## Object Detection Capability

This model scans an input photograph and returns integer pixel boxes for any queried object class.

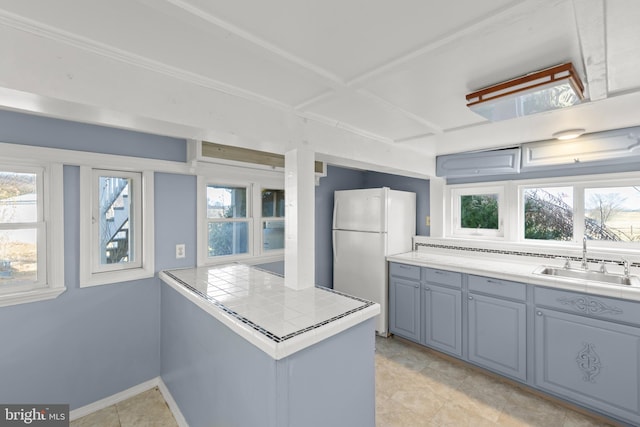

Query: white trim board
[69,376,188,427]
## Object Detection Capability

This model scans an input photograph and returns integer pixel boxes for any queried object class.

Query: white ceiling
[0,0,639,176]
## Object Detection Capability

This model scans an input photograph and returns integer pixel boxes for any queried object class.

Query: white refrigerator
[332,187,416,336]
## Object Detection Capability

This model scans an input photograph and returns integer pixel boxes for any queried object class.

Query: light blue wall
[0,109,185,162]
[0,110,191,409]
[315,165,430,288]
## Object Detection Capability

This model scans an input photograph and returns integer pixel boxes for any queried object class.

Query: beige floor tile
[429,400,498,427]
[115,388,177,427]
[563,410,616,427]
[376,407,432,427]
[70,405,120,427]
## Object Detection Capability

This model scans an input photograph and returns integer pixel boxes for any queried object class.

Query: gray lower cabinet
[535,307,640,424]
[468,293,527,381]
[388,277,421,342]
[423,283,462,357]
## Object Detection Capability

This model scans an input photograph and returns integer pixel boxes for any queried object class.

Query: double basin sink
[533,265,639,286]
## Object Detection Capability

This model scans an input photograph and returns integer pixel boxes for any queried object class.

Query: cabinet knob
[424,287,430,291]
[414,284,419,289]
[536,311,543,316]
[468,296,473,300]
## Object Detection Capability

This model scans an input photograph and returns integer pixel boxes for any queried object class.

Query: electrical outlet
[425,216,431,227]
[176,244,186,259]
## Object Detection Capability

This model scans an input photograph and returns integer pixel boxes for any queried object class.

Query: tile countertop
[159,264,380,360]
[387,247,640,302]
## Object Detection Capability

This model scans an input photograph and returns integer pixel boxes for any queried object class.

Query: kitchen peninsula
[159,263,380,427]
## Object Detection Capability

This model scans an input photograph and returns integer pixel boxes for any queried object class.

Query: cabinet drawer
[389,262,421,281]
[535,286,640,327]
[468,275,527,302]
[424,268,462,288]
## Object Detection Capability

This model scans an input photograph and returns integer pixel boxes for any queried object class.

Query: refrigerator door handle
[332,230,337,264]
[332,198,339,229]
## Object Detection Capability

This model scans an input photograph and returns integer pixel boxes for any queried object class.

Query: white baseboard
[69,376,187,427]
[157,378,188,427]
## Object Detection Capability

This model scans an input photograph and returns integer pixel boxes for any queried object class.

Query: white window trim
[517,174,640,250]
[80,167,155,287]
[257,186,285,256]
[448,185,506,239]
[0,162,65,308]
[197,174,285,267]
[198,179,254,265]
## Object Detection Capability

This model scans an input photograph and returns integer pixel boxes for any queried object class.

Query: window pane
[585,186,640,242]
[0,172,37,223]
[99,176,134,264]
[524,187,573,240]
[460,194,499,230]
[262,189,285,217]
[208,222,249,256]
[207,186,247,218]
[263,220,284,251]
[0,229,37,283]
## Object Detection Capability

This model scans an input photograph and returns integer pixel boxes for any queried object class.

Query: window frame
[259,187,285,254]
[516,175,640,249]
[0,161,65,307]
[449,185,506,238]
[204,183,252,261]
[80,166,154,287]
[197,173,285,267]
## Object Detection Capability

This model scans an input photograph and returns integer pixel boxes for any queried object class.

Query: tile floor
[71,337,616,427]
[375,336,616,427]
[70,387,177,427]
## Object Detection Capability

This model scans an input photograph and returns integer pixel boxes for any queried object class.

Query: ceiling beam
[572,0,608,101]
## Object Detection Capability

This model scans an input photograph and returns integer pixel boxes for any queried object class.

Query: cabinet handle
[536,311,543,316]
[399,265,411,269]
[486,279,504,285]
[434,270,444,275]
[468,296,473,300]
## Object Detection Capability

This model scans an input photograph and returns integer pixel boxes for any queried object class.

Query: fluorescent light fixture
[466,63,585,121]
[552,128,586,140]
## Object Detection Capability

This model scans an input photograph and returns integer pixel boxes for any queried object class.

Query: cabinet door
[468,293,526,381]
[423,284,462,357]
[535,308,640,424]
[389,278,420,342]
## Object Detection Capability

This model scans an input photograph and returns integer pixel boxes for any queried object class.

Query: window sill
[0,286,67,308]
[80,267,155,288]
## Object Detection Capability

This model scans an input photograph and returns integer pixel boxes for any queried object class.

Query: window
[261,189,284,252]
[523,186,573,241]
[585,186,640,243]
[451,186,504,237]
[0,163,64,307]
[80,167,154,287]
[206,185,250,257]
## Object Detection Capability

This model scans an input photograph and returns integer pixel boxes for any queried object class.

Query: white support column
[284,148,315,290]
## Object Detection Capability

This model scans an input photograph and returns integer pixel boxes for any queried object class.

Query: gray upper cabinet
[468,292,527,381]
[522,126,640,170]
[535,307,640,425]
[423,283,462,357]
[436,148,521,178]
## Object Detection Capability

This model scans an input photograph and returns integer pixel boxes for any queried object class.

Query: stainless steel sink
[533,265,640,286]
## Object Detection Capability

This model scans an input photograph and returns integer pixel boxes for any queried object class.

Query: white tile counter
[159,264,380,360]
[387,246,640,301]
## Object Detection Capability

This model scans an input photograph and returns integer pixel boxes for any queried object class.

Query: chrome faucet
[623,259,630,278]
[581,236,588,270]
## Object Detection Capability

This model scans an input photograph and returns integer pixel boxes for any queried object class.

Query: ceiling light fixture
[551,128,586,140]
[466,63,585,122]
